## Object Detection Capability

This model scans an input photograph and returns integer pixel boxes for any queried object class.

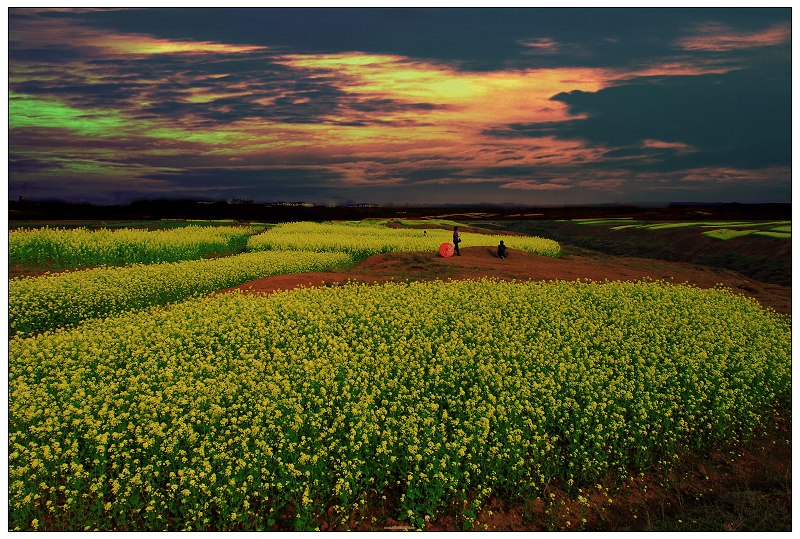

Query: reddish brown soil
[463,416,792,532]
[221,246,790,315]
[306,415,791,532]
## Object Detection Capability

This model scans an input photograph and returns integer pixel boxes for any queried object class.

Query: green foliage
[570,220,791,241]
[571,219,642,226]
[703,229,756,241]
[754,231,791,239]
[9,279,790,530]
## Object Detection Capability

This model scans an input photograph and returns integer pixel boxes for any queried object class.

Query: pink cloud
[679,167,786,183]
[518,37,560,54]
[499,180,572,191]
[642,139,694,152]
[10,11,267,57]
[675,22,790,52]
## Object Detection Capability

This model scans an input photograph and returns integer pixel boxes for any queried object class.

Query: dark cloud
[137,167,347,201]
[11,40,444,129]
[9,46,85,62]
[486,66,790,171]
[73,7,790,70]
[379,167,468,185]
[146,167,343,188]
[9,155,58,173]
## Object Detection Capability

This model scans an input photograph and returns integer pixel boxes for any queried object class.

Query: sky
[8,7,792,206]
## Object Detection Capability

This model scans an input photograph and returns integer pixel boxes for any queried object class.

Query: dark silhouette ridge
[8,199,790,223]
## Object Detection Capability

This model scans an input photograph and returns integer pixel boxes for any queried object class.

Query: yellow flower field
[8,279,790,531]
[9,250,352,337]
[247,221,561,259]
[9,225,263,268]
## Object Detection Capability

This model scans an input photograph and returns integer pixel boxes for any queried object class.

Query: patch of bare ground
[221,245,790,315]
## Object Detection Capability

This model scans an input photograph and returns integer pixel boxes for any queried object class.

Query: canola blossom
[247,221,561,259]
[9,250,352,337]
[9,225,263,268]
[9,279,790,531]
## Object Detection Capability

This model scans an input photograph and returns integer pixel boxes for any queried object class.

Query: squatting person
[498,240,508,259]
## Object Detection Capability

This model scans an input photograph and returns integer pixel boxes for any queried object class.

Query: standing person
[498,240,508,259]
[453,226,461,256]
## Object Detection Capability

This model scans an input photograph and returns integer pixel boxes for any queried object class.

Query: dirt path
[221,246,791,315]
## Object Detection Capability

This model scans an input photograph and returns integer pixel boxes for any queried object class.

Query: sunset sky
[8,7,791,206]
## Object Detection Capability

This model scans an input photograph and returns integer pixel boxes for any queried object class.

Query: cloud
[146,167,343,189]
[576,178,626,189]
[485,66,790,172]
[675,22,790,51]
[518,37,560,55]
[499,180,572,191]
[10,9,267,58]
[641,139,693,152]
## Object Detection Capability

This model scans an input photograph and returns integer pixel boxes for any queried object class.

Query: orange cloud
[517,37,560,54]
[642,139,693,152]
[679,167,786,183]
[614,59,732,79]
[499,180,572,191]
[276,52,609,128]
[10,12,266,57]
[675,22,790,51]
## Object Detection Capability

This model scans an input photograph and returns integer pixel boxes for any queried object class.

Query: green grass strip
[703,229,757,240]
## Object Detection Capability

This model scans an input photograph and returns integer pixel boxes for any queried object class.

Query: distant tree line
[8,198,790,223]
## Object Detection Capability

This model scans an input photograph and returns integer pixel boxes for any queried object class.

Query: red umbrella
[439,242,455,257]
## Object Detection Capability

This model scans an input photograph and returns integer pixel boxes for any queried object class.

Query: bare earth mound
[222,246,790,315]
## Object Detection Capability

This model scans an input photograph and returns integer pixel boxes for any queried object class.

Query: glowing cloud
[642,139,693,152]
[276,52,610,133]
[675,22,790,52]
[499,179,572,191]
[10,12,266,57]
[517,37,561,54]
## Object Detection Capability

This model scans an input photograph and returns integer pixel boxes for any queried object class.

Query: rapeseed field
[9,279,790,531]
[9,225,263,268]
[9,250,352,337]
[247,221,561,259]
